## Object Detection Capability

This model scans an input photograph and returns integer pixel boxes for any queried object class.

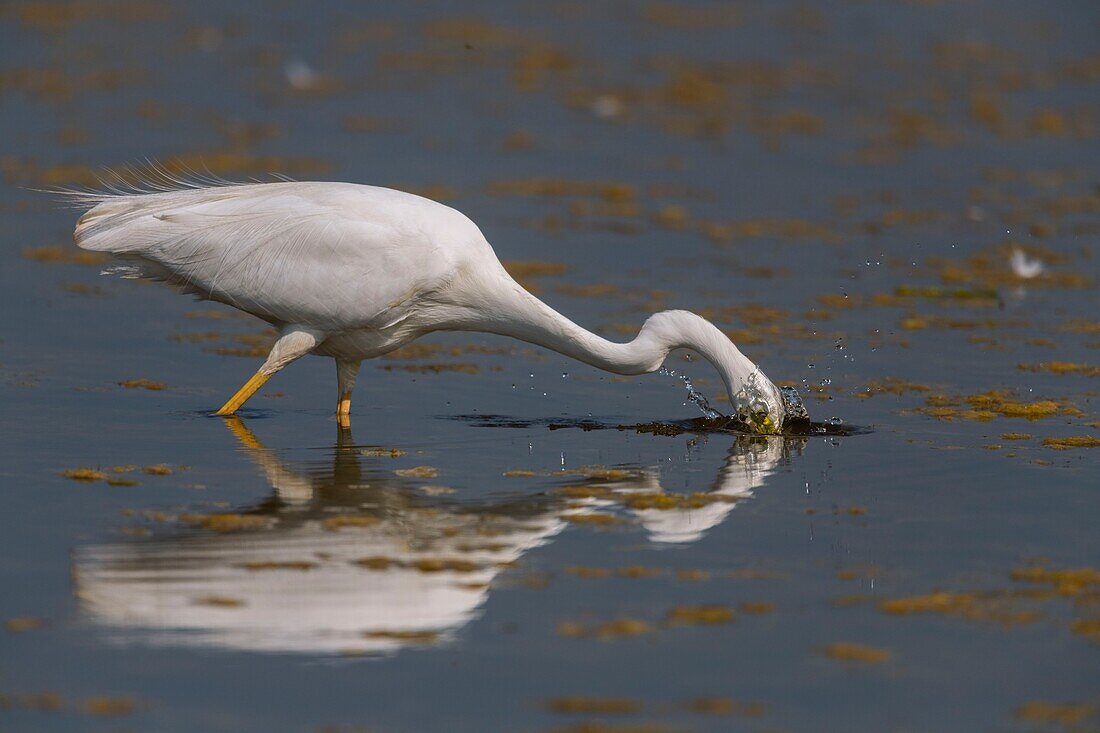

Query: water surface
[1,1,1097,731]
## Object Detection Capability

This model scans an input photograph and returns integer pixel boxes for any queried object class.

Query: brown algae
[821,642,892,663]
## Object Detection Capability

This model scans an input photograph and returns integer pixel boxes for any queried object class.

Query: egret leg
[335,359,362,427]
[215,327,322,416]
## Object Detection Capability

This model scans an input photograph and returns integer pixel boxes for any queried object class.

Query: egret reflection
[73,419,802,655]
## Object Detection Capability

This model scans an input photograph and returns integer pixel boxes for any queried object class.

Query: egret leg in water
[335,359,362,428]
[74,179,788,432]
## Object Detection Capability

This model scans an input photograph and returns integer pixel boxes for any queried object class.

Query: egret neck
[445,264,787,432]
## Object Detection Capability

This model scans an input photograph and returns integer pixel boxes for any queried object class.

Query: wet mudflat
[1,1,1098,732]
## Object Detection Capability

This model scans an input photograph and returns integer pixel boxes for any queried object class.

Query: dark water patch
[445,414,609,431]
[447,414,870,437]
[628,416,871,438]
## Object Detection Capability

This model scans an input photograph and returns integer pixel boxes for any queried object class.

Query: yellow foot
[215,372,272,416]
[336,394,351,427]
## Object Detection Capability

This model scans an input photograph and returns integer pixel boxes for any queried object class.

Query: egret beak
[215,371,271,416]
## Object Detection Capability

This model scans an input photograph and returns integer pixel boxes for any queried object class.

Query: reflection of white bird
[73,419,566,656]
[72,420,791,655]
[629,438,787,543]
[75,512,564,655]
[72,180,785,431]
[567,437,790,544]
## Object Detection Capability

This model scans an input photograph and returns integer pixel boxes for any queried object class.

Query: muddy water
[1,1,1098,731]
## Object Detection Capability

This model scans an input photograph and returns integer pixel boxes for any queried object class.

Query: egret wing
[75,183,467,330]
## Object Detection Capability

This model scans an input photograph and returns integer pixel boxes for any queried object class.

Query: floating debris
[238,561,318,572]
[545,697,641,715]
[665,605,734,626]
[557,618,655,640]
[117,378,167,391]
[394,466,438,478]
[1010,248,1045,279]
[676,569,710,582]
[360,448,407,458]
[1018,362,1099,377]
[192,596,245,608]
[322,515,379,531]
[61,468,108,482]
[5,616,46,633]
[22,245,108,266]
[81,696,136,717]
[684,698,767,717]
[1015,701,1095,725]
[739,602,775,615]
[362,630,439,644]
[178,513,270,532]
[1042,436,1100,449]
[915,391,1069,422]
[411,559,479,573]
[821,642,892,663]
[0,692,65,711]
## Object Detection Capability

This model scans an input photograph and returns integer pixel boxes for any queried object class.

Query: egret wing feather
[74,182,480,331]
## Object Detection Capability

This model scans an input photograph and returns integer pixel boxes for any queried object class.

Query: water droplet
[561,372,569,379]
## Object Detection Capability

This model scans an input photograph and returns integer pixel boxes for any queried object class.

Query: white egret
[73,180,787,431]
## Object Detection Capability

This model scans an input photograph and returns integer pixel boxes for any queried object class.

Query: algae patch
[821,642,892,663]
[1042,436,1100,449]
[118,378,168,391]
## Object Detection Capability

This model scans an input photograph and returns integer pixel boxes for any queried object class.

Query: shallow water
[1,1,1098,731]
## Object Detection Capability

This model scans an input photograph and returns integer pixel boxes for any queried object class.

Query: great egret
[73,180,788,431]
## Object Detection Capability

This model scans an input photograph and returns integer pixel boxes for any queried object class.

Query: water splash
[660,368,723,419]
[684,375,722,419]
[780,386,810,428]
[663,368,812,434]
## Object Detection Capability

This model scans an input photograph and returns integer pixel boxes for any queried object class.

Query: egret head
[637,311,799,434]
[728,366,786,434]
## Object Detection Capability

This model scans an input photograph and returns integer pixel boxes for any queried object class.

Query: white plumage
[74,179,787,431]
